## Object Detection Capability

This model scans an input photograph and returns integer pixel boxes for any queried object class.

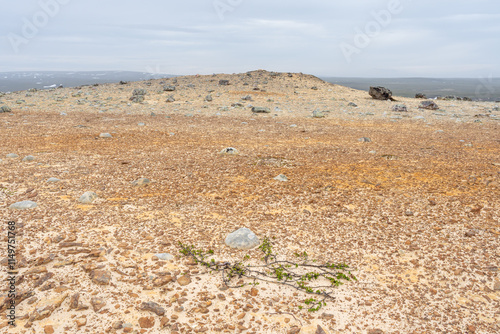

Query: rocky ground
[0,70,499,334]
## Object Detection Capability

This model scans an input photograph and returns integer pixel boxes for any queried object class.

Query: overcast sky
[1,0,499,77]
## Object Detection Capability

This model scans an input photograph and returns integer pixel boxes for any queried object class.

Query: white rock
[10,200,37,210]
[79,191,98,204]
[225,228,260,250]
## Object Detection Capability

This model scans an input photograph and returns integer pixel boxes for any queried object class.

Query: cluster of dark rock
[130,89,147,103]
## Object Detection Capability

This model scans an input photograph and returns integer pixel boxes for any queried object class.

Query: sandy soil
[0,70,499,334]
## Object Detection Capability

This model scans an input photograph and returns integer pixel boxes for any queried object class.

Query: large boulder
[369,86,395,101]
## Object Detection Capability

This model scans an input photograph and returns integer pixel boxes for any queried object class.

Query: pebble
[225,227,260,250]
[140,301,166,316]
[22,155,35,161]
[47,177,60,182]
[138,316,155,328]
[90,270,112,285]
[9,200,37,210]
[79,191,98,204]
[359,137,372,142]
[392,104,408,112]
[252,107,271,113]
[6,153,18,158]
[177,275,192,286]
[154,253,173,261]
[131,178,150,187]
[138,122,145,126]
[99,133,112,138]
[220,147,239,155]
[274,174,288,182]
[312,110,324,118]
[290,124,297,128]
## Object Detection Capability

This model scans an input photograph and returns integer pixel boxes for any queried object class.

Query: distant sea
[0,71,175,93]
[1,71,499,102]
[321,77,500,102]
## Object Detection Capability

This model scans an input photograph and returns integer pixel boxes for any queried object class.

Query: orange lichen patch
[75,204,93,211]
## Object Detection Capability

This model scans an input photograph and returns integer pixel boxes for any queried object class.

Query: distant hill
[321,77,500,102]
[0,71,176,92]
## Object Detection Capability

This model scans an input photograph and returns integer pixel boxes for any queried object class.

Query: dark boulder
[369,86,395,101]
[415,93,427,99]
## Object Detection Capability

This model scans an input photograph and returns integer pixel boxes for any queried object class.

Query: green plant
[178,237,357,312]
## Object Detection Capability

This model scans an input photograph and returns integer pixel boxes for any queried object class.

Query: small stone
[392,104,408,112]
[22,155,35,161]
[153,275,173,287]
[316,325,327,334]
[163,85,176,91]
[75,317,87,327]
[112,321,124,329]
[274,174,288,182]
[419,100,439,110]
[177,275,191,286]
[252,107,270,113]
[348,102,357,107]
[225,227,260,250]
[250,288,258,296]
[219,80,229,86]
[6,153,18,158]
[166,96,176,102]
[154,253,173,261]
[69,293,80,310]
[78,191,98,204]
[358,137,371,142]
[367,330,384,334]
[0,106,12,113]
[27,292,69,323]
[99,133,112,138]
[138,316,155,328]
[90,270,112,285]
[205,94,213,102]
[405,210,414,216]
[47,177,60,182]
[131,178,150,187]
[288,326,301,334]
[415,93,427,99]
[312,110,324,118]
[137,122,145,126]
[140,301,166,316]
[9,200,37,210]
[219,147,239,155]
[467,325,476,333]
[44,325,55,334]
[465,229,478,237]
[90,297,107,312]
